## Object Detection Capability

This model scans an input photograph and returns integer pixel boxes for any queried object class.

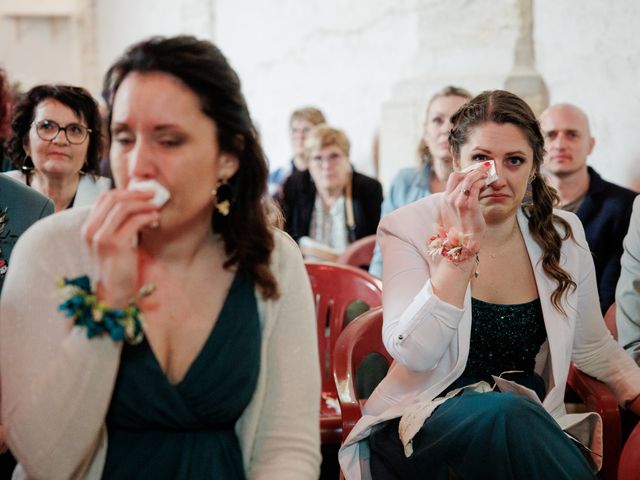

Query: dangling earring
[211,178,233,216]
[522,174,536,207]
[21,155,34,173]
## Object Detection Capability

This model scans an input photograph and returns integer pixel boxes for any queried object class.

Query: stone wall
[1,0,639,190]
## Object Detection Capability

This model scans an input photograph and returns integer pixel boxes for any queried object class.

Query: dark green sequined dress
[102,272,260,480]
[369,297,596,480]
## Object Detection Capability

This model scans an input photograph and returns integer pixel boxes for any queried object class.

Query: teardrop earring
[211,178,233,216]
[21,155,35,172]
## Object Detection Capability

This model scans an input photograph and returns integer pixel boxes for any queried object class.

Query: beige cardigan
[0,207,321,479]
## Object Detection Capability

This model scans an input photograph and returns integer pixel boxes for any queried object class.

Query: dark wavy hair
[104,35,279,299]
[449,90,576,314]
[7,85,102,175]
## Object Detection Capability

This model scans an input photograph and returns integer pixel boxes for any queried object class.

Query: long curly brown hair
[449,90,576,314]
[104,36,279,299]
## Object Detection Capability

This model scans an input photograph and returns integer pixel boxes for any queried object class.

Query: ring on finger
[461,187,471,196]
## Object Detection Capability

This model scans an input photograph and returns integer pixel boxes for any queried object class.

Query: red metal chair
[567,365,621,480]
[305,262,383,444]
[333,306,389,442]
[618,420,640,479]
[336,235,376,271]
[335,307,622,479]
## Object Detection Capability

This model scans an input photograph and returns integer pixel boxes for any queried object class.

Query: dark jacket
[0,174,54,293]
[281,169,383,243]
[577,167,637,313]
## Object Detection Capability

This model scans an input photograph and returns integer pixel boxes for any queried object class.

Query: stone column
[503,0,549,116]
[78,0,100,92]
[378,0,521,190]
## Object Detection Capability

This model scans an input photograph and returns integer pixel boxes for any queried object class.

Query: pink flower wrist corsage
[427,225,480,276]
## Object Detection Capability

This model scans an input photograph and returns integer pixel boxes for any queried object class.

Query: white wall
[2,0,640,192]
[214,0,421,177]
[0,0,211,95]
[377,0,520,189]
[0,15,83,89]
[535,0,640,190]
[96,0,188,93]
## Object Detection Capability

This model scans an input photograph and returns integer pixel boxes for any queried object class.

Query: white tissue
[128,179,171,207]
[462,159,499,185]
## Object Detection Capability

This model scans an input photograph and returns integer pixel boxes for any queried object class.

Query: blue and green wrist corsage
[57,275,155,345]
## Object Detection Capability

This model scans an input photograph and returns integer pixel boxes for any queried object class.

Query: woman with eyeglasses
[4,85,111,211]
[280,124,383,261]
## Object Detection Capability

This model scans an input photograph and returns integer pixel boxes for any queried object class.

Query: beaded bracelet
[57,275,155,345]
[427,225,480,276]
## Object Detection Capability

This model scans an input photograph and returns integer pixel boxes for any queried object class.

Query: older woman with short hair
[5,84,111,211]
[281,124,382,261]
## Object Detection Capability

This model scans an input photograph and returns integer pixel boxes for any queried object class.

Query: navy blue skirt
[369,390,596,480]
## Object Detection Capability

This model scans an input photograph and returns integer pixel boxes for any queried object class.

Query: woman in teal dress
[0,37,320,479]
[103,272,260,479]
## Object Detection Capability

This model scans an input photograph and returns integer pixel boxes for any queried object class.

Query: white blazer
[2,170,111,207]
[339,193,640,479]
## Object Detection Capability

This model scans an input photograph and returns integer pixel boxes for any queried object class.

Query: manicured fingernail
[484,161,491,167]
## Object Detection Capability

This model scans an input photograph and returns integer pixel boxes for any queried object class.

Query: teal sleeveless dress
[369,298,596,479]
[102,271,260,479]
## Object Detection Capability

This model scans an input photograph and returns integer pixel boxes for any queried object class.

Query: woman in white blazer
[339,90,640,479]
[5,84,111,211]
[0,36,321,479]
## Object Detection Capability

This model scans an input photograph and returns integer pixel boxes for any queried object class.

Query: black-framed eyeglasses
[32,119,92,145]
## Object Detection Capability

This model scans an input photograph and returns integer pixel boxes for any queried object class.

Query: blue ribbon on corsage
[57,275,155,345]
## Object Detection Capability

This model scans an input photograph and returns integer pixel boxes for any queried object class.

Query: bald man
[540,103,636,314]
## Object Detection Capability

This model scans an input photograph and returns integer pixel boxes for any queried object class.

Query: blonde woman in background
[281,124,382,261]
[369,86,471,278]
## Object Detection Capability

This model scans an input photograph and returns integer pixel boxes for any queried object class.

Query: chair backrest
[305,261,383,396]
[567,364,621,480]
[336,235,376,270]
[618,419,640,479]
[604,303,618,340]
[333,306,392,441]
